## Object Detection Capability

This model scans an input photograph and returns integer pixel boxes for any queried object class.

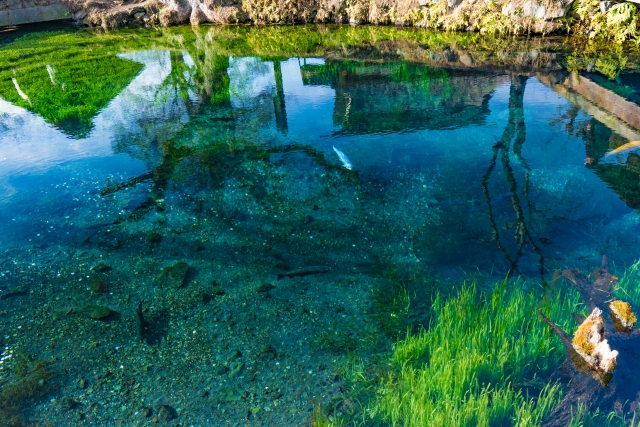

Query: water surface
[1,24,640,426]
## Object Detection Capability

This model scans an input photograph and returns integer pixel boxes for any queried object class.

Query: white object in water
[11,78,30,104]
[601,140,640,165]
[46,64,57,85]
[333,146,353,170]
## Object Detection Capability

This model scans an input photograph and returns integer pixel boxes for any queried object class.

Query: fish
[11,78,30,103]
[277,266,331,280]
[135,301,148,341]
[46,64,57,85]
[333,146,353,170]
[601,140,640,164]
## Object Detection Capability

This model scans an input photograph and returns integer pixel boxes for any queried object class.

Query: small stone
[79,305,111,320]
[59,397,79,410]
[228,361,244,378]
[156,404,176,422]
[258,344,277,360]
[443,48,458,63]
[429,51,442,62]
[77,378,87,389]
[226,349,242,363]
[609,300,636,330]
[92,262,111,273]
[459,53,474,67]
[154,262,189,289]
[129,6,146,15]
[215,386,245,403]
[256,282,275,293]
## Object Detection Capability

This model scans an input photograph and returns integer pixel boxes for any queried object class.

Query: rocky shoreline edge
[63,0,572,34]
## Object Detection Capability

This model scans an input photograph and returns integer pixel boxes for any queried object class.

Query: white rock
[502,2,514,16]
[572,307,619,373]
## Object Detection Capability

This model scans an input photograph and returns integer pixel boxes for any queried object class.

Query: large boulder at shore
[159,0,246,25]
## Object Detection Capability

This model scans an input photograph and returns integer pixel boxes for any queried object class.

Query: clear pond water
[1,24,640,426]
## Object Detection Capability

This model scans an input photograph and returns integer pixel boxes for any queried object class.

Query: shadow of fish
[277,266,331,280]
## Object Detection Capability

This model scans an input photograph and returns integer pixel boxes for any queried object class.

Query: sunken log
[538,256,640,427]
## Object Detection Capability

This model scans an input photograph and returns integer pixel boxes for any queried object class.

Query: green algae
[0,355,54,427]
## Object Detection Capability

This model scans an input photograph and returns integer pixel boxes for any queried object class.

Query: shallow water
[1,24,640,425]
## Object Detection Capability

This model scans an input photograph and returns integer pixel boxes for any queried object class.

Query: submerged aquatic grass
[323,280,582,427]
[615,259,640,308]
[326,261,640,427]
[369,281,579,427]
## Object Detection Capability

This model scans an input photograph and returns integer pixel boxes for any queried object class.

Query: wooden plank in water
[563,71,640,131]
[537,72,640,141]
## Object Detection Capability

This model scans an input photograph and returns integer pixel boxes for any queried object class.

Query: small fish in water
[46,64,57,85]
[333,146,353,170]
[277,266,331,280]
[11,78,30,103]
[602,140,640,164]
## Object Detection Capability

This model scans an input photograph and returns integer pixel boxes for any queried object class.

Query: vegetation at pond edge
[316,264,640,427]
[63,0,640,45]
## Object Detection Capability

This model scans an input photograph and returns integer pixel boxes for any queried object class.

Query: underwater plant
[367,280,576,427]
[0,354,55,427]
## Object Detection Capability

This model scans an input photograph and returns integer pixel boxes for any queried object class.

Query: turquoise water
[1,24,640,425]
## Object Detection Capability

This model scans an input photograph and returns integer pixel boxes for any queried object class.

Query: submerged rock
[92,262,111,273]
[215,386,246,403]
[79,304,111,320]
[156,404,176,422]
[609,300,637,330]
[154,262,189,289]
[572,307,618,373]
[0,286,28,299]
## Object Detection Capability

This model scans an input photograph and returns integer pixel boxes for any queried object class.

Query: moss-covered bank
[61,0,640,43]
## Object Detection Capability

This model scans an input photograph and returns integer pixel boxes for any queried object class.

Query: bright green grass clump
[0,30,149,137]
[615,259,640,309]
[366,281,581,427]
